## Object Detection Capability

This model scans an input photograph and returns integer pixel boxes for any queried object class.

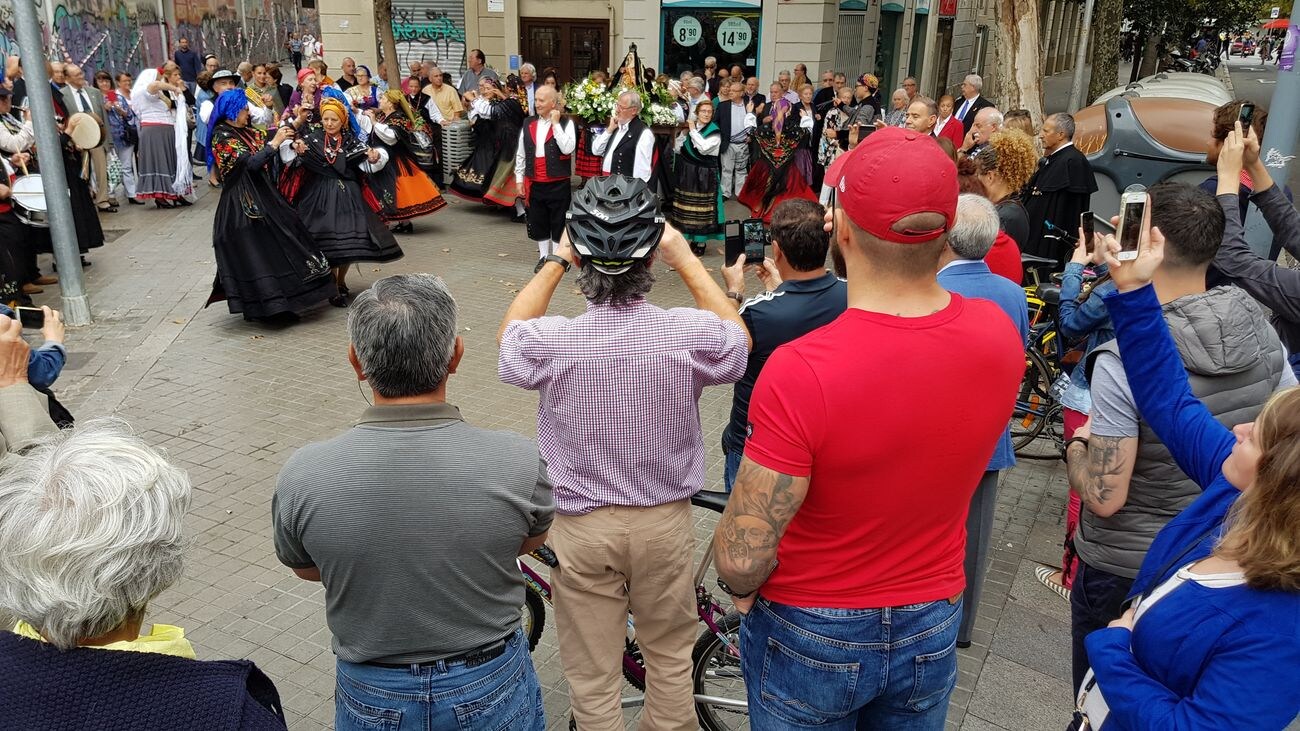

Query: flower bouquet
[562,77,617,124]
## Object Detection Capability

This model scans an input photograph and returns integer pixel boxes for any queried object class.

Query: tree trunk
[1086,0,1123,104]
[374,0,402,93]
[1137,35,1160,77]
[993,0,1043,121]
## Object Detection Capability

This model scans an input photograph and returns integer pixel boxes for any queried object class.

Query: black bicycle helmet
[565,175,666,275]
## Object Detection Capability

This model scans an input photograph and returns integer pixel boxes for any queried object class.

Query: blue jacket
[1084,284,1300,730]
[938,260,1029,471]
[0,306,65,390]
[1056,261,1115,413]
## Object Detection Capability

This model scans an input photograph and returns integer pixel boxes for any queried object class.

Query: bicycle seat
[1036,283,1061,305]
[691,490,731,514]
[1021,253,1059,268]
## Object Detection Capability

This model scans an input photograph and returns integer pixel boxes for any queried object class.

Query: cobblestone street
[25,175,1076,731]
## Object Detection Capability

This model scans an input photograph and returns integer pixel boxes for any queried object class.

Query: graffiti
[391,0,465,78]
[0,0,320,72]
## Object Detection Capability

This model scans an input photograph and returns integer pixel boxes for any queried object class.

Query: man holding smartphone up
[1064,180,1296,693]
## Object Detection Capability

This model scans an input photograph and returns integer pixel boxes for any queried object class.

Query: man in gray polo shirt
[273,274,553,731]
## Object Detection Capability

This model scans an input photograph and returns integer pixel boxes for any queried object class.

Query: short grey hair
[619,89,643,111]
[975,106,1004,128]
[519,62,536,75]
[704,56,717,66]
[1049,112,1077,140]
[964,74,983,92]
[347,274,459,398]
[0,419,191,650]
[949,194,1001,259]
[687,77,705,92]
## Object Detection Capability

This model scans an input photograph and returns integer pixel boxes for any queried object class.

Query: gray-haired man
[274,274,553,730]
[591,89,654,182]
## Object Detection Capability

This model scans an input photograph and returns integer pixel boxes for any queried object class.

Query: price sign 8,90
[674,16,703,47]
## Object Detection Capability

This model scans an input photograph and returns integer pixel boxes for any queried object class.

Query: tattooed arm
[1066,420,1138,519]
[713,456,811,605]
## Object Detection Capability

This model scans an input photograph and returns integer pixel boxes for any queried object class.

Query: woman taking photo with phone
[1072,166,1300,728]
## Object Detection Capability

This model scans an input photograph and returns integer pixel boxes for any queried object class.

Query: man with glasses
[814,70,837,108]
[590,90,654,182]
[902,76,919,102]
[704,56,721,97]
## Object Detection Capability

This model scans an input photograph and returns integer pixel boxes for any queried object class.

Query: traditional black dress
[205,123,334,320]
[450,96,524,203]
[280,129,403,266]
[670,121,723,244]
[366,112,447,222]
[1021,144,1098,266]
[24,133,104,257]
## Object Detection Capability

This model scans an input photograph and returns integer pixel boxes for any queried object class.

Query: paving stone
[965,654,1073,730]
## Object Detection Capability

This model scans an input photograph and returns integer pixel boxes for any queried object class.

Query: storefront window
[660,2,761,79]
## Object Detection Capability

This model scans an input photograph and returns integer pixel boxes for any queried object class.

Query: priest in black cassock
[1021,112,1097,266]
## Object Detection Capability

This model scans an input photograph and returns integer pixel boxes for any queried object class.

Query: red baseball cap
[825,127,958,244]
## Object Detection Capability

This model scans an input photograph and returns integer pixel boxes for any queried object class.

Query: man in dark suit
[61,64,113,210]
[954,74,995,135]
[716,80,756,199]
[1021,112,1098,265]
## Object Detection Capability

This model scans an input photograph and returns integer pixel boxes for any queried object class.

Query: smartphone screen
[723,220,744,266]
[1080,211,1095,253]
[1118,199,1145,254]
[15,307,44,329]
[1238,102,1255,128]
[743,221,767,262]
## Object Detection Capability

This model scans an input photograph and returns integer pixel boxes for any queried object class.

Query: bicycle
[519,490,748,731]
[1012,252,1067,459]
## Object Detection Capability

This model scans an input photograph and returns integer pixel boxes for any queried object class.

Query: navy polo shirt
[723,271,848,455]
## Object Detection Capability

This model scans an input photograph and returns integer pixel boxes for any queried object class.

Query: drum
[10,175,48,227]
[68,112,104,150]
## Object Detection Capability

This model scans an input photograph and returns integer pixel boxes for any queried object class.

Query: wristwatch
[535,254,572,274]
[716,577,756,600]
[726,291,744,303]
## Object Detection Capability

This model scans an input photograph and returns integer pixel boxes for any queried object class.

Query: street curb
[1218,63,1235,95]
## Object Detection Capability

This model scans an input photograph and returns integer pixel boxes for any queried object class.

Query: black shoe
[128,197,146,205]
[690,243,707,256]
[175,198,193,207]
[956,640,972,649]
[329,294,349,308]
[511,212,527,224]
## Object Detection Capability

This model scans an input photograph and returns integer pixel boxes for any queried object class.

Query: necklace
[323,133,342,163]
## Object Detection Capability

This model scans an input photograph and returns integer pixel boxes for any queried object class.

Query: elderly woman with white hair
[0,420,288,730]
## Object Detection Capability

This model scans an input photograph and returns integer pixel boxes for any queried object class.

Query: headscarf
[319,85,362,137]
[206,89,251,168]
[357,65,371,81]
[297,68,314,85]
[382,88,417,127]
[771,96,792,136]
[129,67,159,107]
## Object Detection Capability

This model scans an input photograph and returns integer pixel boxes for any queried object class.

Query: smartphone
[14,306,44,329]
[1080,211,1095,253]
[1116,191,1148,262]
[742,219,768,263]
[723,220,744,266]
[1238,101,1256,129]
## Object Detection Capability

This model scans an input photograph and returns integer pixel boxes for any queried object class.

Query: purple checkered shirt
[499,298,748,515]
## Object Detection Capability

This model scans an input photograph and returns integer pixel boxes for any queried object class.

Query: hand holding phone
[1237,101,1256,130]
[1080,211,1095,254]
[1115,191,1149,262]
[15,306,45,329]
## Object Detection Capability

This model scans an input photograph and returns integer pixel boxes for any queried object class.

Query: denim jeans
[1069,560,1134,693]
[740,596,961,730]
[334,629,545,731]
[723,450,743,493]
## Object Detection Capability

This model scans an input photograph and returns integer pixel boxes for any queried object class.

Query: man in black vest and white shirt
[591,89,653,183]
[515,85,575,264]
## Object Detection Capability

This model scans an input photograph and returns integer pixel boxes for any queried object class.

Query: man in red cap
[713,126,1025,729]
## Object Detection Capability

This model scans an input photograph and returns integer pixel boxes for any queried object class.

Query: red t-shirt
[745,294,1024,608]
[985,230,1024,285]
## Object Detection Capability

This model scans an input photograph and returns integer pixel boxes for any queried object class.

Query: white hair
[964,74,984,92]
[687,77,705,92]
[949,194,1001,259]
[619,89,643,111]
[519,62,536,75]
[0,419,191,650]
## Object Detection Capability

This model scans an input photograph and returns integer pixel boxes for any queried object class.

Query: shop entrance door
[521,19,609,84]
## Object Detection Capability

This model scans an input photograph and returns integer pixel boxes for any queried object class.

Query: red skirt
[737,160,817,223]
[575,128,604,178]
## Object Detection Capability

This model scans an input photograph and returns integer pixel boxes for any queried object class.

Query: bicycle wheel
[692,611,749,731]
[521,583,545,652]
[1011,347,1054,453]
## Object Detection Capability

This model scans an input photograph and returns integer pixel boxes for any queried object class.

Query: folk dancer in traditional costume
[669,99,723,255]
[738,96,817,222]
[513,84,575,263]
[278,97,402,306]
[590,89,654,183]
[204,90,333,322]
[450,76,526,220]
[361,89,447,234]
[482,75,528,214]
[129,64,194,208]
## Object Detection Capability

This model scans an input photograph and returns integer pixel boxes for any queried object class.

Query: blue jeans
[740,596,961,730]
[723,450,743,492]
[335,629,545,731]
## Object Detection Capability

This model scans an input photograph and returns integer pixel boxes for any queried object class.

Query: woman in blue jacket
[1073,216,1300,729]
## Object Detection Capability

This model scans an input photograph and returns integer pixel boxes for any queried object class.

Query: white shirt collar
[938,258,983,274]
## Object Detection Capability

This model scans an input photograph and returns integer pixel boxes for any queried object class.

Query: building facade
[316,0,1088,108]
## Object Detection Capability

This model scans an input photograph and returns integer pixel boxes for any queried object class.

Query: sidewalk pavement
[23,183,1077,730]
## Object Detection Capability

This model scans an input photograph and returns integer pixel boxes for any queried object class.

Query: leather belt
[363,636,509,670]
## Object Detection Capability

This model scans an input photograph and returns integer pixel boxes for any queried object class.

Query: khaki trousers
[551,499,697,731]
[88,144,109,205]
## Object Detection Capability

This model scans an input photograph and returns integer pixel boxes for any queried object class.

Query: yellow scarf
[12,620,197,659]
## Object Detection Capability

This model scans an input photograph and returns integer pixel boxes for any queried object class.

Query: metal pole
[1245,23,1298,258]
[12,0,91,325]
[1066,0,1096,110]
